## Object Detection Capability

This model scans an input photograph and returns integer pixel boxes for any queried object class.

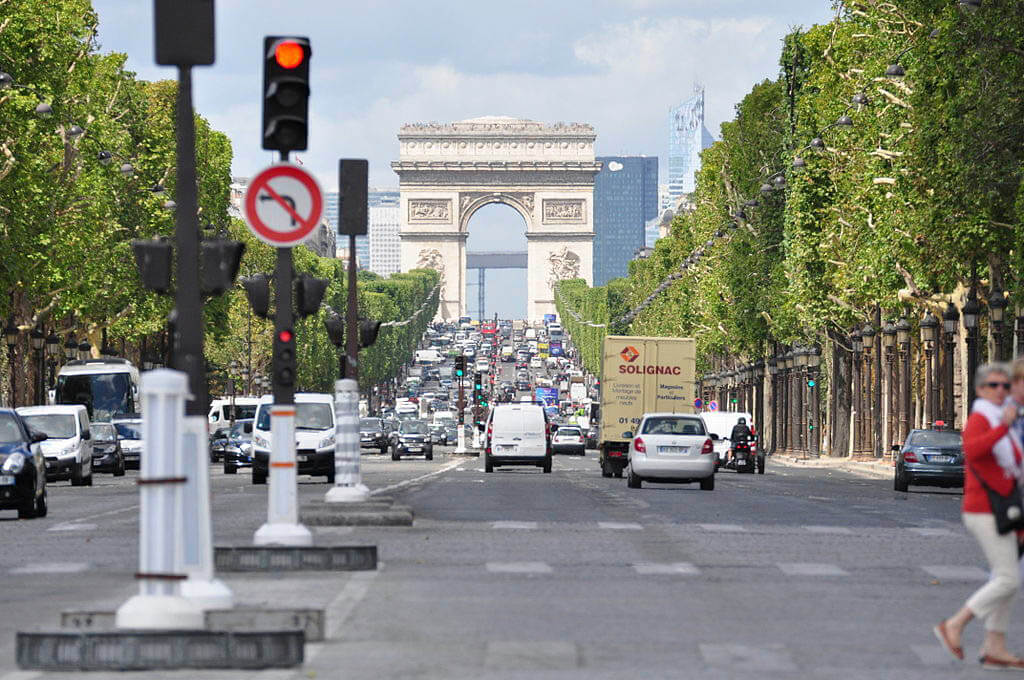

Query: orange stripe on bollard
[270,462,295,469]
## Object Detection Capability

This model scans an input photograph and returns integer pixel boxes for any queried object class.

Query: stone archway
[392,116,601,321]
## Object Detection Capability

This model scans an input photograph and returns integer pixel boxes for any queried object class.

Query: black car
[221,419,254,474]
[894,428,963,492]
[390,419,433,460]
[0,409,48,519]
[360,417,389,454]
[90,421,125,476]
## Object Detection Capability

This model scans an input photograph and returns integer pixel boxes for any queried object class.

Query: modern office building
[368,189,401,276]
[593,156,659,286]
[666,86,715,211]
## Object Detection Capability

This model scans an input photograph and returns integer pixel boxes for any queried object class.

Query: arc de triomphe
[392,116,601,321]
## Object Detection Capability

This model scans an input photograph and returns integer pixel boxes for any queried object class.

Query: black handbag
[971,463,1024,534]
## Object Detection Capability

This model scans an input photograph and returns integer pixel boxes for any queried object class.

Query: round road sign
[243,163,324,247]
[694,397,704,409]
[708,400,719,412]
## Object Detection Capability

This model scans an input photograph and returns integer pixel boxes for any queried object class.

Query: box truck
[597,335,696,478]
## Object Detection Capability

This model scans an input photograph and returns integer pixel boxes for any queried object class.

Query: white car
[626,413,715,490]
[475,359,489,373]
[252,393,337,484]
[529,357,543,369]
[484,403,551,473]
[17,405,94,486]
[551,425,585,456]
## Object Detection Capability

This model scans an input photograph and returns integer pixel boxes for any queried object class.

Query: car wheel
[757,456,765,474]
[894,468,909,492]
[627,466,642,489]
[326,468,336,484]
[600,459,612,478]
[543,455,552,473]
[114,458,126,477]
[392,450,400,461]
[71,462,84,487]
[426,452,434,461]
[36,486,47,518]
[613,465,624,479]
[485,456,494,473]
[380,446,388,455]
[252,469,267,485]
[700,475,715,491]
[224,463,237,475]
[18,477,38,519]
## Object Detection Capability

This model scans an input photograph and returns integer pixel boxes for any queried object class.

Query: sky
[91,0,836,319]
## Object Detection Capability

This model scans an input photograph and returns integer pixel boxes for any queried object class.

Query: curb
[774,454,893,479]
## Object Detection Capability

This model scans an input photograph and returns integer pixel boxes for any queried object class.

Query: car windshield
[908,431,962,448]
[296,403,333,430]
[21,414,77,439]
[114,421,142,439]
[225,405,257,420]
[92,422,117,442]
[361,418,382,430]
[230,421,253,438]
[400,421,428,434]
[641,417,706,436]
[558,427,582,436]
[55,371,134,421]
[0,413,25,444]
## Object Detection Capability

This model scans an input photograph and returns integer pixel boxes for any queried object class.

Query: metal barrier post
[326,378,369,502]
[254,405,312,545]
[116,369,203,629]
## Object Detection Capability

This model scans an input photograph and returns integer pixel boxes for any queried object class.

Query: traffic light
[295,273,329,317]
[454,356,465,378]
[807,379,816,388]
[274,328,295,386]
[358,318,381,349]
[240,274,271,318]
[131,238,173,295]
[262,36,311,153]
[474,372,482,392]
[200,239,245,296]
[323,308,343,348]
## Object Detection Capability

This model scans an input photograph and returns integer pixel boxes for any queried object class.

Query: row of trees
[558,0,1024,453]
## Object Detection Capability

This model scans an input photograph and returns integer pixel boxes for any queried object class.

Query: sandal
[980,655,1024,671]
[933,621,964,661]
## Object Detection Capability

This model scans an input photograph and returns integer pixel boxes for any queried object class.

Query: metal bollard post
[471,423,481,450]
[326,379,369,502]
[455,424,467,454]
[179,414,233,609]
[116,370,203,629]
[254,405,313,546]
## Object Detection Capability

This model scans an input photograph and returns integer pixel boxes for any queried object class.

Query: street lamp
[77,341,92,361]
[807,346,821,456]
[768,356,779,454]
[989,286,1008,361]
[63,335,77,362]
[44,330,59,396]
[851,329,863,454]
[921,310,939,427]
[29,328,44,405]
[882,321,897,449]
[4,319,17,408]
[795,346,808,454]
[942,303,959,425]
[895,317,912,441]
[963,288,981,403]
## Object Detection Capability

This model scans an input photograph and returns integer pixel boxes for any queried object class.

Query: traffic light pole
[344,233,358,380]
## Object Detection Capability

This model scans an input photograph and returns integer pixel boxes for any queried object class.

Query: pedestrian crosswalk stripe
[908,527,955,537]
[486,561,552,574]
[598,522,643,530]
[10,562,89,574]
[777,562,848,576]
[922,565,987,581]
[633,562,700,575]
[803,525,852,534]
[492,521,537,530]
[698,523,745,532]
[47,522,97,532]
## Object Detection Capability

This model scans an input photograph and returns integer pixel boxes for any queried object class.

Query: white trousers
[963,512,1021,633]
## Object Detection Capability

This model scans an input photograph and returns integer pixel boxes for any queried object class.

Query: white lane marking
[698,523,745,532]
[81,504,139,522]
[492,521,537,530]
[598,522,643,530]
[777,563,848,576]
[633,562,700,575]
[369,458,465,497]
[486,562,552,574]
[908,527,954,537]
[10,562,89,574]
[0,672,42,680]
[910,643,957,666]
[47,522,97,532]
[301,570,379,667]
[922,565,988,581]
[699,643,796,671]
[807,496,834,502]
[803,525,852,534]
[484,640,580,671]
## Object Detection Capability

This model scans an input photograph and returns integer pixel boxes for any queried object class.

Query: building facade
[666,86,715,211]
[593,156,658,286]
[368,189,401,276]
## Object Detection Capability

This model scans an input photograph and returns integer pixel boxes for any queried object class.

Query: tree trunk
[828,328,851,458]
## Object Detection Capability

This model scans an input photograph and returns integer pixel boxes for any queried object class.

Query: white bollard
[325,379,369,502]
[254,405,313,546]
[116,370,203,629]
[179,414,233,609]
[471,423,481,450]
[454,421,467,454]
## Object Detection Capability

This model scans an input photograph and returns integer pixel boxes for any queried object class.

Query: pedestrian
[935,362,1024,670]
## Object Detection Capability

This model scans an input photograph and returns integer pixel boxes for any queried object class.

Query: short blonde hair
[1012,358,1024,383]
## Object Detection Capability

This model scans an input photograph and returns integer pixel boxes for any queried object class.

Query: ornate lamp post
[4,319,17,407]
[882,321,897,449]
[1016,307,1024,360]
[44,330,60,397]
[29,327,44,405]
[989,287,1008,361]
[851,329,862,454]
[240,364,251,396]
[783,350,795,453]
[963,288,981,409]
[768,356,779,454]
[794,346,808,454]
[63,335,78,363]
[942,303,959,426]
[754,359,765,446]
[807,345,821,456]
[77,340,92,361]
[862,322,880,457]
[921,311,939,427]
[895,317,911,441]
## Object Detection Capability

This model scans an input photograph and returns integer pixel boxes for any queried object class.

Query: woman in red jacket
[935,363,1024,670]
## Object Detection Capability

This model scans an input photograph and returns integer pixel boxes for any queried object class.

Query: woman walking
[935,363,1024,670]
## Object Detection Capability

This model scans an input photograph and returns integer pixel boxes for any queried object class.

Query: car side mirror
[29,429,47,443]
[81,429,91,440]
[244,423,253,433]
[891,443,901,452]
[623,431,633,439]
[710,433,720,441]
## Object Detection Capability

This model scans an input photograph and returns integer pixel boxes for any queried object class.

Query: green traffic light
[807,379,816,387]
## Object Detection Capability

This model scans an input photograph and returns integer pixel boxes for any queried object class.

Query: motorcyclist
[728,417,752,464]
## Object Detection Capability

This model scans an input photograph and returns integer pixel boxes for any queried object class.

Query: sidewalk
[773,452,894,479]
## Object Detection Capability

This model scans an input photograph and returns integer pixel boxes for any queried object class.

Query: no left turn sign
[243,163,324,247]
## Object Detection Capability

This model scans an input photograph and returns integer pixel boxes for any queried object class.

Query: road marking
[369,458,464,497]
[301,570,379,667]
[484,641,580,671]
[698,523,745,532]
[486,561,552,574]
[633,562,700,575]
[47,522,97,532]
[922,565,988,581]
[908,527,954,537]
[0,672,42,680]
[910,643,957,666]
[598,521,643,530]
[699,643,796,671]
[492,521,537,529]
[807,496,834,502]
[803,525,852,534]
[777,562,848,576]
[10,562,89,574]
[81,504,139,522]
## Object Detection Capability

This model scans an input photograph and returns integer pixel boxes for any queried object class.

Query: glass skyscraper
[324,191,370,268]
[666,86,715,211]
[593,156,659,286]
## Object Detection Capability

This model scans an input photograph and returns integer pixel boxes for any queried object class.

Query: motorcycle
[723,434,761,474]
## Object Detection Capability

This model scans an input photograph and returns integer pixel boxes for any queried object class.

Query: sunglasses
[984,381,1011,390]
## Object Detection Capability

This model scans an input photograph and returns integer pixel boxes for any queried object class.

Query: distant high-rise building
[593,156,658,286]
[368,189,400,276]
[666,86,715,211]
[325,191,367,267]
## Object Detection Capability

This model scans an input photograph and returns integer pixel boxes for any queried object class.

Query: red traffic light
[275,41,305,69]
[278,329,294,343]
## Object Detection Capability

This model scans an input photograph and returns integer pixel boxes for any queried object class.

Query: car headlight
[61,446,79,457]
[254,434,270,449]
[2,453,26,474]
[319,434,336,449]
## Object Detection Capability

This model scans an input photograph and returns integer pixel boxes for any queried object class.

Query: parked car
[429,422,447,445]
[112,415,144,470]
[0,409,48,518]
[17,404,94,486]
[484,402,551,473]
[252,393,336,484]
[359,417,389,454]
[551,425,585,456]
[389,419,433,460]
[221,419,254,474]
[894,428,963,492]
[90,421,125,476]
[626,413,715,490]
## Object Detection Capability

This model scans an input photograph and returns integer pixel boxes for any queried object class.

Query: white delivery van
[484,402,551,474]
[415,349,443,365]
[17,404,93,485]
[54,358,139,421]
[251,393,336,484]
[208,397,261,435]
[524,328,537,341]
